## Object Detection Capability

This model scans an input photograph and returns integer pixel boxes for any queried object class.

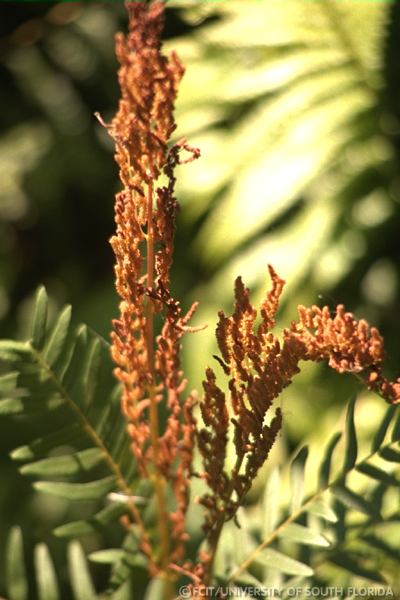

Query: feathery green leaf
[2,293,135,549]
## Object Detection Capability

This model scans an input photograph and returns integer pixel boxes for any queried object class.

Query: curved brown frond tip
[288,303,400,404]
[197,264,399,555]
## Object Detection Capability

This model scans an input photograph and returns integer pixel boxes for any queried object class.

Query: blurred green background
[1,0,400,595]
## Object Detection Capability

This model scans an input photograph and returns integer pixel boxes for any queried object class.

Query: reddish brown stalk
[146,178,155,371]
[146,175,171,572]
[105,1,200,585]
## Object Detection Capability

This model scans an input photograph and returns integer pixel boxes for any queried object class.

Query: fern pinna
[1,2,400,599]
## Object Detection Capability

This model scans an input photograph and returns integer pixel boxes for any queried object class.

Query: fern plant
[0,287,134,529]
[1,2,400,600]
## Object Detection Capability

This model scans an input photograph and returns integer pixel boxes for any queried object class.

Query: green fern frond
[0,287,138,542]
[216,397,400,591]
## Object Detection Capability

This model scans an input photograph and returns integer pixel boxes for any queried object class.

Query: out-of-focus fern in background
[1,1,400,596]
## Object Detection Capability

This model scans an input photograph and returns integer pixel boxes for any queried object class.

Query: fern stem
[146,179,172,587]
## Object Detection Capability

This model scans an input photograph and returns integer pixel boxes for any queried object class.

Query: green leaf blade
[391,411,400,442]
[42,305,72,367]
[0,372,19,394]
[371,405,396,453]
[329,553,385,583]
[379,446,400,463]
[34,543,60,600]
[68,541,96,600]
[10,424,83,462]
[307,498,338,523]
[318,431,341,488]
[54,503,127,538]
[0,340,32,362]
[88,549,125,564]
[34,475,116,501]
[332,484,379,517]
[254,548,313,577]
[0,393,64,416]
[20,448,104,478]
[279,523,330,547]
[6,527,28,600]
[262,467,281,535]
[356,462,400,487]
[290,446,308,512]
[31,286,48,350]
[342,396,358,474]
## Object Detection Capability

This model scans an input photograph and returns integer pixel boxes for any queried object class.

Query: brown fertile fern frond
[103,1,199,572]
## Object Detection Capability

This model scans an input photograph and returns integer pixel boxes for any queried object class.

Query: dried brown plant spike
[106,0,200,584]
[197,266,286,583]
